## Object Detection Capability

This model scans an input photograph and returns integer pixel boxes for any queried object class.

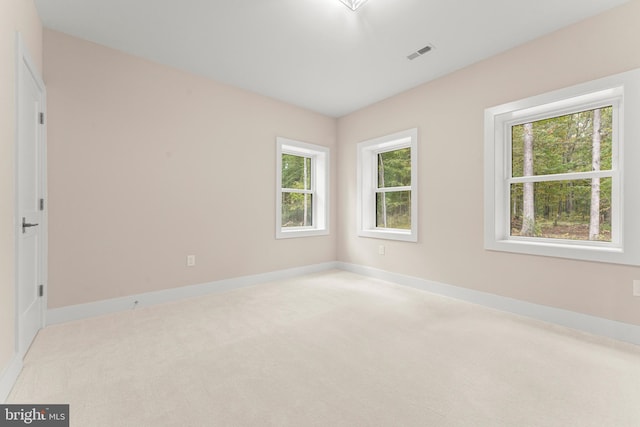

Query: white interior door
[16,34,46,357]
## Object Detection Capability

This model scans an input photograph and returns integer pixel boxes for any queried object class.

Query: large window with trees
[358,128,418,242]
[485,68,640,265]
[510,106,615,242]
[276,138,329,239]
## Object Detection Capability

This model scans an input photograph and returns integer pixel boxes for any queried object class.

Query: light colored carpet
[8,270,640,426]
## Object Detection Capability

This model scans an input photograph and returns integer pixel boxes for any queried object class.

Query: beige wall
[0,0,42,378]
[34,1,640,327]
[44,30,337,308]
[337,0,640,326]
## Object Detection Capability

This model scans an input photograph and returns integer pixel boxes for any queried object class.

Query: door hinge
[38,284,44,297]
[39,198,45,211]
[39,112,44,125]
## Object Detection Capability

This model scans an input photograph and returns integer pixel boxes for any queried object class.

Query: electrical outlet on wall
[378,245,385,255]
[633,280,640,297]
[186,255,196,267]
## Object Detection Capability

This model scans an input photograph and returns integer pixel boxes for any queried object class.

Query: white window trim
[276,137,329,239]
[357,128,418,242]
[484,68,640,265]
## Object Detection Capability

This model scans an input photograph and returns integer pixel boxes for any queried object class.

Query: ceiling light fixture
[339,0,369,11]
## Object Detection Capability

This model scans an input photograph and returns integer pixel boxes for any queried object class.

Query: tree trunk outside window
[589,108,601,240]
[521,122,535,236]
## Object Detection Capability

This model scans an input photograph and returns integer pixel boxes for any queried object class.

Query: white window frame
[484,68,640,265]
[276,137,329,239]
[357,128,418,242]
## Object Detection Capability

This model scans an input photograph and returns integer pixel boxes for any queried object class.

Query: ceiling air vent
[407,44,434,60]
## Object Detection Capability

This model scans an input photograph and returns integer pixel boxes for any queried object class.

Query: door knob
[22,217,39,233]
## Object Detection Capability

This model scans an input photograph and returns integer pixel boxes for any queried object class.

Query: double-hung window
[485,68,640,265]
[357,128,418,242]
[276,137,329,239]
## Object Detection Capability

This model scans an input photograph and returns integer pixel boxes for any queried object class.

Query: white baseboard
[47,262,339,325]
[46,260,640,346]
[0,354,23,403]
[338,262,640,346]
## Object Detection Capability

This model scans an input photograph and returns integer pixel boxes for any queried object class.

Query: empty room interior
[3,0,640,425]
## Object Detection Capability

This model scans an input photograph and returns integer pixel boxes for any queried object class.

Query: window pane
[378,147,411,188]
[512,106,613,177]
[282,192,312,227]
[510,178,612,241]
[282,154,311,190]
[376,191,411,229]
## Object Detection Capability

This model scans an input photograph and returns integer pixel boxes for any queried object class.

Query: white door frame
[14,32,47,358]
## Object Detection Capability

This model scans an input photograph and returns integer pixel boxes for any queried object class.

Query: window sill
[359,228,417,242]
[277,228,329,239]
[484,238,637,265]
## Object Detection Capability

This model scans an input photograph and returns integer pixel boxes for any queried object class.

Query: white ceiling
[34,0,628,117]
